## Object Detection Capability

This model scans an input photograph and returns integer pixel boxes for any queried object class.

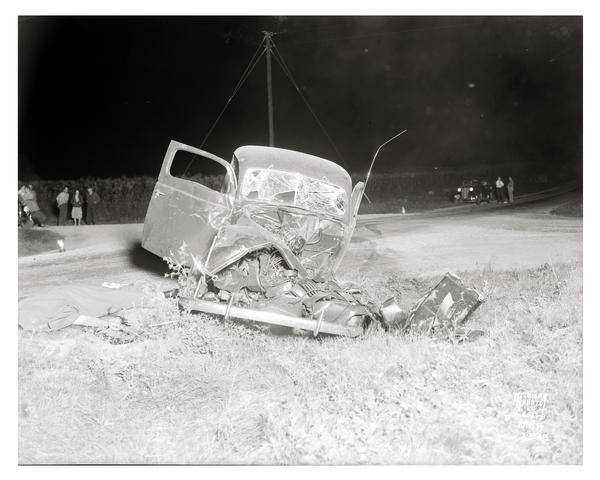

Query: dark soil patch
[18,228,64,256]
[550,199,583,217]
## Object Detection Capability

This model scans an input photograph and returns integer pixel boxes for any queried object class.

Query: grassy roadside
[18,229,64,257]
[550,199,583,217]
[18,261,582,464]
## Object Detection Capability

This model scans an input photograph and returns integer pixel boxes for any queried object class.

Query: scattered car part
[179,296,363,337]
[405,273,484,334]
[380,297,405,329]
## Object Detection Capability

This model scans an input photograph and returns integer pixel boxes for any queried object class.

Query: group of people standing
[55,186,101,226]
[495,176,515,203]
[18,184,102,227]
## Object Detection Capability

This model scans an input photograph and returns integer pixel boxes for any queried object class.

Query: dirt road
[18,193,582,297]
[341,193,582,281]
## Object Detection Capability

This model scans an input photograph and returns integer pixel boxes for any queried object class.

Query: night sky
[18,16,582,180]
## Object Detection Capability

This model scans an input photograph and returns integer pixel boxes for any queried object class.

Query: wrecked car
[143,141,483,337]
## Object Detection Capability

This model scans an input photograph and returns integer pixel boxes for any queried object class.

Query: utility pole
[263,31,275,146]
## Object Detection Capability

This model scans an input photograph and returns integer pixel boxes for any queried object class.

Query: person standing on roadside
[71,189,83,226]
[495,177,506,203]
[86,186,101,225]
[507,177,515,203]
[56,186,70,225]
[19,185,46,227]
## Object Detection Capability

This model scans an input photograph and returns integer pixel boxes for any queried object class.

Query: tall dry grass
[18,261,582,464]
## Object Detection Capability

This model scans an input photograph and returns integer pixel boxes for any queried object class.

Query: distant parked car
[453,179,494,204]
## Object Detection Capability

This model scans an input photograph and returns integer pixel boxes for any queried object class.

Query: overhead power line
[199,37,266,148]
[182,37,266,176]
[270,38,347,166]
[189,31,350,171]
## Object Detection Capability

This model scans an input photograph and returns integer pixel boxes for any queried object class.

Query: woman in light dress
[71,189,83,226]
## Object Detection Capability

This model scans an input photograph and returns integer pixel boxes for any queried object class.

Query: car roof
[232,145,352,195]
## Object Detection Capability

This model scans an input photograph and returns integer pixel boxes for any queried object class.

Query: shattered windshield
[240,168,347,216]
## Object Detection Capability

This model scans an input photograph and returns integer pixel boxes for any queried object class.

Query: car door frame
[142,140,237,264]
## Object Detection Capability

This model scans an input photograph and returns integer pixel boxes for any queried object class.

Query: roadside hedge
[18,167,569,224]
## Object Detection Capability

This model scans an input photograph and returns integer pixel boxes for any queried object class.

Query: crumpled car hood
[205,205,345,280]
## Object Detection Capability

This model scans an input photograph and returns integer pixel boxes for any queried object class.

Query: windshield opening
[240,168,347,216]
